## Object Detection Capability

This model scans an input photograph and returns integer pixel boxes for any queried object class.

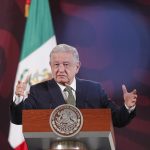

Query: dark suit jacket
[10,78,136,127]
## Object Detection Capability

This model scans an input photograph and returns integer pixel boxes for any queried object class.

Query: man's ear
[49,61,52,66]
[76,61,81,73]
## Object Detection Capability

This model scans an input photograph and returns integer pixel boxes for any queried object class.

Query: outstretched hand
[15,75,30,97]
[122,84,137,108]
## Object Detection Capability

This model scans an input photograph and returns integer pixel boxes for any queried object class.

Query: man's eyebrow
[63,61,69,63]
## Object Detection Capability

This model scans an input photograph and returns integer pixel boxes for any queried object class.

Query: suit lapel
[76,78,87,108]
[48,78,87,108]
[48,79,65,108]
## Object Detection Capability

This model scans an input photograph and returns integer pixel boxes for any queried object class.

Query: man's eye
[54,64,59,67]
[64,63,69,66]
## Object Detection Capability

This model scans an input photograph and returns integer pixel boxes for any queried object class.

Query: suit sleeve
[9,86,38,125]
[99,85,136,127]
[10,100,23,125]
[111,105,136,127]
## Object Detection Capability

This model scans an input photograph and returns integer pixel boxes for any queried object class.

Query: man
[10,44,137,127]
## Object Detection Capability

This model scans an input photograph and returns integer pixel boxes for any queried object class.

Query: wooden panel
[81,109,111,131]
[23,109,112,132]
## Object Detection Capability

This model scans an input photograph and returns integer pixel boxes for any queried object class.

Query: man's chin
[56,79,69,85]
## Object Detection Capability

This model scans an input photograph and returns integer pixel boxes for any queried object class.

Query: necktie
[64,86,76,106]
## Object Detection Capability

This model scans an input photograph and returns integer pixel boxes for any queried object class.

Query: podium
[23,109,115,150]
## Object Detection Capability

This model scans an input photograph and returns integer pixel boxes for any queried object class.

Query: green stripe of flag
[21,0,55,60]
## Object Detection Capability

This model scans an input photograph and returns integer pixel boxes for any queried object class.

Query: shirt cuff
[124,103,136,113]
[13,95,24,105]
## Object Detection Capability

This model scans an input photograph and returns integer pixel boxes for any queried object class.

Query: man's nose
[58,64,65,72]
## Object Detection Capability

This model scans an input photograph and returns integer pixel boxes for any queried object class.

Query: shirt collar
[57,78,76,91]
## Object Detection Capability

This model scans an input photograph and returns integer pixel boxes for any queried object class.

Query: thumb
[122,84,128,94]
[132,89,137,94]
[23,75,30,84]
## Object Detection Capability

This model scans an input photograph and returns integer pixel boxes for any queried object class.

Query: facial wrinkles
[53,63,69,82]
[50,52,78,85]
[56,65,68,79]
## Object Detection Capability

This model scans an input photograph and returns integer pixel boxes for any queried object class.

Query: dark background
[0,0,150,149]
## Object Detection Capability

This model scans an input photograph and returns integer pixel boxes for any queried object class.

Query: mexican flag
[8,0,56,149]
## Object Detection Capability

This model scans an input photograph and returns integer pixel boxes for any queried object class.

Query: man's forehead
[51,52,73,59]
[52,51,73,55]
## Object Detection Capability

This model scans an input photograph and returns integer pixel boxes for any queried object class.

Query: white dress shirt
[57,78,76,101]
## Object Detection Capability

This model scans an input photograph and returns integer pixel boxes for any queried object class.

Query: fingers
[132,89,137,94]
[131,89,137,101]
[15,81,25,96]
[128,97,137,108]
[122,84,128,94]
[24,75,30,84]
[123,85,138,108]
[15,76,30,97]
[122,84,137,95]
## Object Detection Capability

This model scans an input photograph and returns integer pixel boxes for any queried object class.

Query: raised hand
[122,84,137,108]
[15,76,30,97]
